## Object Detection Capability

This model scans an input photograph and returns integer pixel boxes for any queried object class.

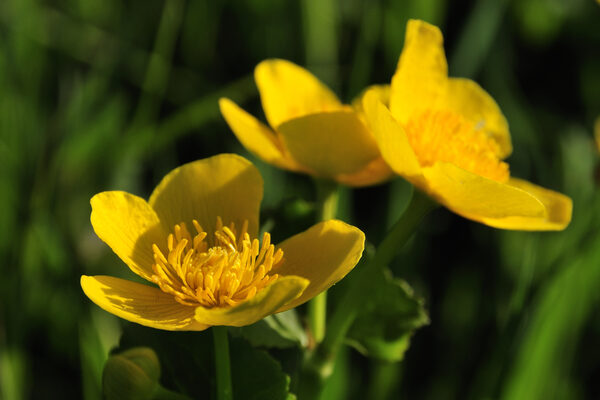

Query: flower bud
[102,347,160,400]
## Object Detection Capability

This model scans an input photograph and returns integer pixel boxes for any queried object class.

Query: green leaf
[501,232,600,400]
[230,310,308,349]
[346,269,429,362]
[230,338,291,400]
[115,324,294,399]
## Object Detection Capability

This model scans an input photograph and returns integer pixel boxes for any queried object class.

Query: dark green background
[1,0,599,398]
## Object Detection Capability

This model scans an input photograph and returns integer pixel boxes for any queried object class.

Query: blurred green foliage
[0,0,599,399]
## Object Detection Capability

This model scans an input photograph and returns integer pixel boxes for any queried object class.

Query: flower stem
[308,179,340,345]
[212,326,233,400]
[307,293,327,345]
[316,179,339,222]
[305,187,436,386]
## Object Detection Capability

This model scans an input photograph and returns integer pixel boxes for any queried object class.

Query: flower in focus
[219,59,392,187]
[361,19,572,230]
[81,154,364,330]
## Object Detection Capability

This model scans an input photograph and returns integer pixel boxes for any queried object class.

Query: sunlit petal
[422,162,546,219]
[275,220,365,312]
[81,275,209,331]
[352,84,391,113]
[91,192,166,281]
[218,98,299,170]
[194,276,309,326]
[334,156,394,187]
[148,154,263,238]
[439,78,512,158]
[390,19,447,123]
[277,111,380,177]
[362,88,422,178]
[255,59,343,128]
[464,178,572,231]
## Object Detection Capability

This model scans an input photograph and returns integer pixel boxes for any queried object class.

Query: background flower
[362,20,572,231]
[219,59,392,186]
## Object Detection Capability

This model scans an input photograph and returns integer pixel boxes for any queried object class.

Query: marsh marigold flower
[219,60,392,187]
[81,154,364,330]
[361,19,572,230]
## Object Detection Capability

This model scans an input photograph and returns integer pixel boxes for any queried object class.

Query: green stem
[316,179,339,222]
[301,0,339,89]
[308,293,327,345]
[308,180,340,345]
[212,326,233,400]
[131,0,185,129]
[366,361,402,400]
[307,188,436,383]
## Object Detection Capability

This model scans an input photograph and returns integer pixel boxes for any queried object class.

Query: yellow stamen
[405,110,510,182]
[151,218,283,308]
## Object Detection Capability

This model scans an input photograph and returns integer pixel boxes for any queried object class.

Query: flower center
[405,110,510,182]
[151,217,282,308]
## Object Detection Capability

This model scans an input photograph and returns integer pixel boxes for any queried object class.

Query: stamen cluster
[151,217,282,308]
[405,110,510,182]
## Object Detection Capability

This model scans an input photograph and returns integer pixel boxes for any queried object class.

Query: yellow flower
[81,154,364,330]
[219,60,392,187]
[361,19,572,231]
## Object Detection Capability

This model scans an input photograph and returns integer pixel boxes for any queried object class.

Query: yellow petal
[91,192,166,281]
[218,98,300,171]
[334,156,394,187]
[362,88,422,178]
[466,178,572,231]
[255,59,343,128]
[274,220,365,312]
[81,275,209,331]
[352,84,391,113]
[194,276,309,327]
[149,154,263,238]
[389,19,448,123]
[439,78,512,158]
[422,162,547,219]
[277,111,380,177]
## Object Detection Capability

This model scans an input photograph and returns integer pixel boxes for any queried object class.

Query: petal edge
[362,88,422,178]
[81,275,209,331]
[219,98,299,171]
[277,111,380,177]
[465,178,572,231]
[148,154,263,239]
[255,59,342,128]
[390,19,448,123]
[422,163,547,220]
[194,276,309,326]
[275,220,365,312]
[90,192,165,281]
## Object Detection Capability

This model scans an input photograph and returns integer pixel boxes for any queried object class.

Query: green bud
[103,347,161,400]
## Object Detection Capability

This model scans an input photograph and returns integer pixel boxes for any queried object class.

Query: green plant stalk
[131,0,185,129]
[212,327,233,400]
[307,188,436,383]
[367,361,402,400]
[308,179,340,345]
[301,0,339,89]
